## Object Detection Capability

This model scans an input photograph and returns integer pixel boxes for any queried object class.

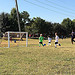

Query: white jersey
[55,35,59,42]
[48,37,52,42]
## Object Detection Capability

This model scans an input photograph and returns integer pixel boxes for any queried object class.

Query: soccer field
[0,38,75,75]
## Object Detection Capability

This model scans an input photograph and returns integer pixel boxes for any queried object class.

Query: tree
[0,12,10,33]
[61,18,74,34]
[53,23,67,36]
[44,21,53,37]
[9,8,30,31]
[72,19,75,31]
[20,11,30,31]
[25,17,53,37]
[9,8,19,31]
[72,19,75,22]
[25,17,39,35]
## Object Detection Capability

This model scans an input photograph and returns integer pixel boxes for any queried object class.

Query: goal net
[0,31,28,48]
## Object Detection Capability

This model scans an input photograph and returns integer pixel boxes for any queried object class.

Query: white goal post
[5,31,28,48]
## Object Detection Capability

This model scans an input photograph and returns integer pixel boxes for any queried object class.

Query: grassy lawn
[0,38,75,75]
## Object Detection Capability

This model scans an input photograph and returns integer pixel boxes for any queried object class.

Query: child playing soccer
[39,34,44,47]
[55,32,61,48]
[10,36,12,42]
[71,30,75,44]
[48,35,52,46]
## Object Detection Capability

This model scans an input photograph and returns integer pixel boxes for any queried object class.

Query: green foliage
[26,17,53,37]
[20,11,30,31]
[0,12,10,33]
[61,18,75,34]
[72,19,75,22]
[0,8,30,32]
[0,8,75,37]
[10,8,17,20]
[53,23,67,36]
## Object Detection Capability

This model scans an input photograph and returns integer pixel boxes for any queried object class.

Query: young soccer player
[71,30,75,44]
[55,32,61,48]
[10,36,12,42]
[39,34,44,47]
[48,35,52,46]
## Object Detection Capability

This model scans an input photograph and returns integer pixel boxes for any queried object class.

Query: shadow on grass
[60,47,72,48]
[0,53,5,55]
[28,44,39,47]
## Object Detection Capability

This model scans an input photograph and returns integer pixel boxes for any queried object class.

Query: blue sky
[0,0,75,23]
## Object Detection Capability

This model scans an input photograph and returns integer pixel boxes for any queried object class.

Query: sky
[0,0,75,23]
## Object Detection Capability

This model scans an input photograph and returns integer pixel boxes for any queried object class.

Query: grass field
[0,38,75,75]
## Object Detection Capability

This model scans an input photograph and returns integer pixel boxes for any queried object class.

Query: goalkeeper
[39,34,44,47]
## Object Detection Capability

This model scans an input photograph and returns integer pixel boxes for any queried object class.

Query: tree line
[0,8,75,37]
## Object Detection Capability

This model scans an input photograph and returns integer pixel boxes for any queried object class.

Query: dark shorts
[48,42,51,43]
[39,42,43,44]
[55,42,58,44]
[71,36,74,41]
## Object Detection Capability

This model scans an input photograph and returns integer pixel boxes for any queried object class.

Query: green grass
[0,38,75,75]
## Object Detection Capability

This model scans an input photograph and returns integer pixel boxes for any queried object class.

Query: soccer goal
[1,31,28,48]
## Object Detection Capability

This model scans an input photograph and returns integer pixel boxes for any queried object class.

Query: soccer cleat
[59,44,61,46]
